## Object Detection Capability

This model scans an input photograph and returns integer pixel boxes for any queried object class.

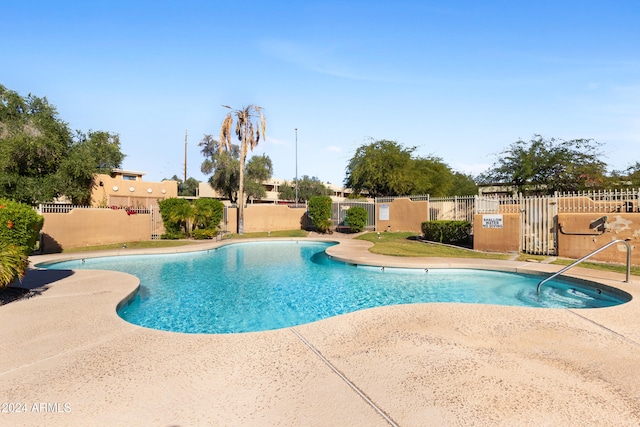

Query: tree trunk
[237,130,246,235]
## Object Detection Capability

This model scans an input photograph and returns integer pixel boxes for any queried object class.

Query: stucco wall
[225,205,307,233]
[557,213,639,264]
[376,199,429,233]
[41,208,151,253]
[473,213,520,253]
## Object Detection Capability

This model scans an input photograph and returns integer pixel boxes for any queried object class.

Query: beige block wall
[225,205,307,233]
[376,199,429,233]
[473,213,520,253]
[557,213,640,264]
[41,209,151,253]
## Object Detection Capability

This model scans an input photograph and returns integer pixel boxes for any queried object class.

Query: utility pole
[295,128,298,206]
[184,130,188,184]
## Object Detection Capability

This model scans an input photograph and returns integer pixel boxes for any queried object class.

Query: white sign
[379,204,390,221]
[482,214,503,228]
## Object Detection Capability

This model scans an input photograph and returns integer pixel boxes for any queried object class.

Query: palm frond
[219,113,233,152]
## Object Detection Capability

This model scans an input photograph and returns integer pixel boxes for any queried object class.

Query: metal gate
[331,202,376,231]
[150,205,164,240]
[520,195,557,255]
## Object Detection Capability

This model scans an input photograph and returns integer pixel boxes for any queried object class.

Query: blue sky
[2,1,639,186]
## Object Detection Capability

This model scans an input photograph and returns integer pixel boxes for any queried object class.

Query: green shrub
[160,231,187,240]
[0,198,44,287]
[308,196,333,233]
[192,198,224,230]
[191,228,217,240]
[158,198,191,234]
[421,220,471,245]
[0,244,29,288]
[345,206,368,232]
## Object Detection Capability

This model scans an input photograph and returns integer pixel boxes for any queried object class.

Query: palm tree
[219,105,266,235]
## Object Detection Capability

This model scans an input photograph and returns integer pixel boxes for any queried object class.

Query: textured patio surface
[1,238,639,426]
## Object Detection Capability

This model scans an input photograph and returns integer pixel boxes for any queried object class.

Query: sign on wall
[379,204,390,220]
[482,214,503,228]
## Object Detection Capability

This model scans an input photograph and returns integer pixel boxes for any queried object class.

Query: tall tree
[199,135,272,203]
[244,154,273,201]
[345,139,458,197]
[200,136,241,202]
[478,135,607,194]
[219,105,266,234]
[0,85,124,204]
[450,172,478,196]
[345,139,413,197]
[610,162,640,187]
[279,175,331,202]
[167,174,200,197]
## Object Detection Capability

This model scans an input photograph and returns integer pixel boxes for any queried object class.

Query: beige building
[91,169,178,208]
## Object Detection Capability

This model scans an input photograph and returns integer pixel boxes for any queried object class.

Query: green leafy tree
[279,175,331,202]
[308,195,333,233]
[411,157,456,196]
[167,175,200,197]
[0,85,124,204]
[478,135,607,195]
[345,139,459,197]
[345,139,413,197]
[203,148,240,202]
[450,172,478,196]
[200,134,272,204]
[244,154,273,201]
[610,162,640,187]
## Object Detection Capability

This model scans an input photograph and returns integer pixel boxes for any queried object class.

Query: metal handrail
[537,239,631,295]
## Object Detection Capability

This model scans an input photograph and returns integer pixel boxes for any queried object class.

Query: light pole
[295,128,298,206]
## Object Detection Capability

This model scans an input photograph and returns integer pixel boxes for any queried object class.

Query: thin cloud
[259,38,390,82]
[326,145,342,153]
[266,136,287,145]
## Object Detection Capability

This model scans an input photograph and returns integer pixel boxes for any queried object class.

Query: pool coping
[2,237,640,426]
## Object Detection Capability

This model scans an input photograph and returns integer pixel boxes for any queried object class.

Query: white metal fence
[428,195,475,222]
[556,189,640,213]
[476,189,640,215]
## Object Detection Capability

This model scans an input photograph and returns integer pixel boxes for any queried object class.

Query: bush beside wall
[421,220,471,245]
[0,198,44,287]
[308,196,333,233]
[345,206,368,232]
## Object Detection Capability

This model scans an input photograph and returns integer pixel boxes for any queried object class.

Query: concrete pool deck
[1,237,639,426]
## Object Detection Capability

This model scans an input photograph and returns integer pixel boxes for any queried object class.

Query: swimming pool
[42,241,630,333]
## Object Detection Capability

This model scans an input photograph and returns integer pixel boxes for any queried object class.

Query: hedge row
[421,220,471,244]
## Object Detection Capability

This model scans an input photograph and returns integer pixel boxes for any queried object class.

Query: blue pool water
[42,241,630,333]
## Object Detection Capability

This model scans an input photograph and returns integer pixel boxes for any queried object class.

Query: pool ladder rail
[537,239,631,295]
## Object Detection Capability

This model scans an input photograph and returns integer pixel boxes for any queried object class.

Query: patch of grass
[356,232,511,259]
[62,240,198,253]
[551,258,640,276]
[226,230,309,239]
